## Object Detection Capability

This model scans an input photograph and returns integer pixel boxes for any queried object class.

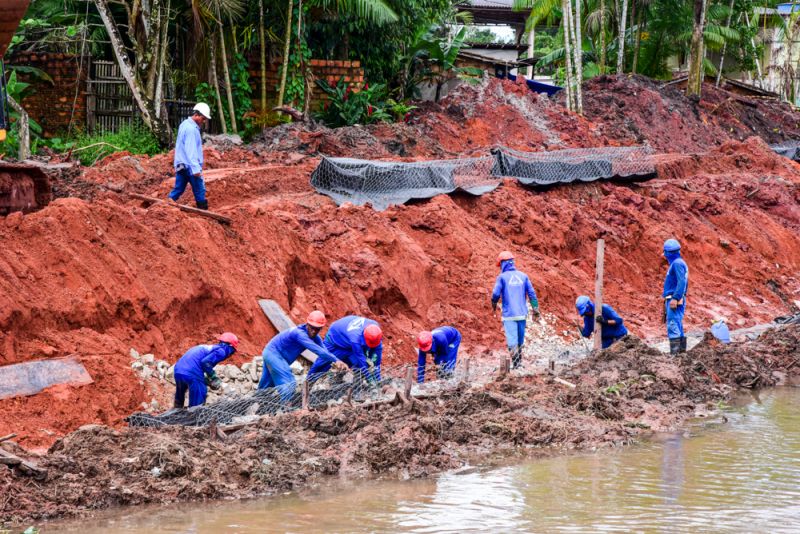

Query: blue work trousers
[258,347,297,402]
[502,319,527,348]
[174,373,207,407]
[169,167,206,203]
[666,301,686,340]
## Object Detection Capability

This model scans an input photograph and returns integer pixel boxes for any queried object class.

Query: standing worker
[662,238,689,354]
[173,332,238,408]
[307,315,383,382]
[257,311,346,402]
[416,326,461,383]
[169,103,212,209]
[575,296,628,349]
[491,251,539,369]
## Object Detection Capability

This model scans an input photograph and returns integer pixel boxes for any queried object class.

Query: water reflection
[44,388,800,534]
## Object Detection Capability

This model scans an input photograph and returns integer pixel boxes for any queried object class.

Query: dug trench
[1,325,799,525]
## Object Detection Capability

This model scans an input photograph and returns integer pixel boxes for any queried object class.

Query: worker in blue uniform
[173,332,238,408]
[662,238,689,354]
[257,310,346,402]
[575,296,628,348]
[491,251,539,369]
[307,315,383,382]
[416,326,461,383]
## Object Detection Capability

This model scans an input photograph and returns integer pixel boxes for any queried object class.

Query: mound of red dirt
[1,76,800,449]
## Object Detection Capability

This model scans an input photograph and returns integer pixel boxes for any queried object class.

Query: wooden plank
[0,357,93,401]
[257,299,317,364]
[0,448,46,478]
[0,433,17,443]
[594,239,605,351]
[129,193,232,225]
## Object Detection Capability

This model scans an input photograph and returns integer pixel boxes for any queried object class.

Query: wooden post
[462,357,471,383]
[301,380,309,410]
[404,366,414,401]
[497,356,509,380]
[594,239,605,351]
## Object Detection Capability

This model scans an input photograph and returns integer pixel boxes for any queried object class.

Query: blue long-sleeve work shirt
[492,260,538,320]
[663,251,689,302]
[323,315,383,379]
[417,326,461,382]
[174,117,204,176]
[580,304,628,346]
[264,324,340,366]
[173,343,234,381]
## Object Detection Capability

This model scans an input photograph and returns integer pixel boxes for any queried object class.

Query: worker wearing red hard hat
[491,250,540,369]
[307,315,383,383]
[417,326,461,383]
[173,332,239,408]
[258,310,345,402]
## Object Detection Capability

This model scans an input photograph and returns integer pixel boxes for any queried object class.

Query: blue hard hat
[575,295,593,315]
[663,239,681,252]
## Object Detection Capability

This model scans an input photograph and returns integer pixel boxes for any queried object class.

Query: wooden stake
[404,366,414,401]
[462,357,471,383]
[129,193,232,225]
[554,377,577,389]
[0,433,17,443]
[497,356,509,380]
[594,239,605,351]
[301,380,309,410]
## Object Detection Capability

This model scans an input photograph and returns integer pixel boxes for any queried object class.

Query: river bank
[1,325,798,527]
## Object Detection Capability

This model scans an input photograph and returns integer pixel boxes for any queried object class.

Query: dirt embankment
[2,325,798,525]
[1,76,800,449]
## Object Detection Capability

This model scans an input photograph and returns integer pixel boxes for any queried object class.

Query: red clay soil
[2,325,798,525]
[1,76,800,449]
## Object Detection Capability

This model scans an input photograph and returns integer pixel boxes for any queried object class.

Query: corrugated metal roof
[462,0,516,8]
[777,3,800,15]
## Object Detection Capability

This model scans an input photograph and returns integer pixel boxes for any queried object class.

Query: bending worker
[307,315,383,382]
[169,102,212,209]
[258,310,346,402]
[491,251,539,369]
[173,332,238,408]
[663,238,689,354]
[417,326,461,383]
[575,296,628,348]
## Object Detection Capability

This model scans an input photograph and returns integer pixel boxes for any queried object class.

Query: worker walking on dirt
[307,315,383,383]
[492,251,539,369]
[663,238,690,354]
[575,296,628,348]
[173,332,238,408]
[417,326,461,383]
[168,103,212,209]
[258,311,347,402]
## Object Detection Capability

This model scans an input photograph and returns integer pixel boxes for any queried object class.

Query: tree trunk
[209,35,228,134]
[6,95,29,160]
[572,0,583,114]
[632,7,644,74]
[686,0,708,97]
[91,0,172,147]
[715,0,735,86]
[154,0,171,119]
[743,12,764,88]
[600,0,606,73]
[277,0,294,110]
[259,0,267,113]
[218,25,238,133]
[616,0,628,74]
[526,24,535,78]
[561,0,575,111]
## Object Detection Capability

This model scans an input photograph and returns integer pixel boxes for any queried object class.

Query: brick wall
[247,57,365,114]
[8,52,89,137]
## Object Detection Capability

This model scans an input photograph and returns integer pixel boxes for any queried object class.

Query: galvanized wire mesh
[310,146,656,210]
[127,358,507,428]
[771,141,800,161]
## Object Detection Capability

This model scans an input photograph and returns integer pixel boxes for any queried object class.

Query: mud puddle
[39,387,800,533]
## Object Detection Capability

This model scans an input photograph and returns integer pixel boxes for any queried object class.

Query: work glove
[209,377,222,390]
[595,316,607,325]
[669,299,678,310]
[332,360,348,372]
[531,301,540,316]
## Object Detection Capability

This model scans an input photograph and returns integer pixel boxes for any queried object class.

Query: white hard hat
[192,102,212,120]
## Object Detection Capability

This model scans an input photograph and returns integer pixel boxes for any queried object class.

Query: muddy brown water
[42,388,800,533]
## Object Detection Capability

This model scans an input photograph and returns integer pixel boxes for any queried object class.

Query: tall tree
[617,0,629,74]
[686,0,708,96]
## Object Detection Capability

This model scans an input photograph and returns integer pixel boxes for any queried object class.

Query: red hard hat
[363,324,383,348]
[307,310,327,328]
[418,331,433,351]
[497,251,514,266]
[218,332,239,350]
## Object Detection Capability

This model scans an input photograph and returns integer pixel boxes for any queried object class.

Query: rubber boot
[511,346,522,369]
[679,336,688,353]
[196,200,209,210]
[669,338,681,355]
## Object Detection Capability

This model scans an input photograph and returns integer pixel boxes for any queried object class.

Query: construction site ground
[1,74,800,524]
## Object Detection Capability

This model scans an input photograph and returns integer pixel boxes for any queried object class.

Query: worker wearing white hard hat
[169,102,212,209]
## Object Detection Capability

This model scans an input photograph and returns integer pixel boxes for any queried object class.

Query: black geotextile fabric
[771,141,800,161]
[310,146,655,210]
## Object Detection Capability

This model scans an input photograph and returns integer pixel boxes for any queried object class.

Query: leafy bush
[314,78,393,127]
